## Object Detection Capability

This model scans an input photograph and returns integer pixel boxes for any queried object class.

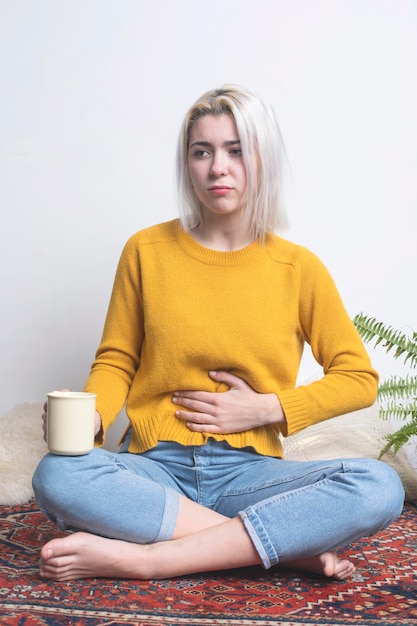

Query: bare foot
[39,532,355,583]
[283,551,356,580]
[39,532,151,582]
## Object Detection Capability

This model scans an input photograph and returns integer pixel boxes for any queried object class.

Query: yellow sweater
[85,219,378,456]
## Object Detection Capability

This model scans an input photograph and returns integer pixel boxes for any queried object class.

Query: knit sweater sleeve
[278,250,378,437]
[84,235,143,442]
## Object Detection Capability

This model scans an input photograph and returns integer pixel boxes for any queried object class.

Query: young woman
[33,85,404,582]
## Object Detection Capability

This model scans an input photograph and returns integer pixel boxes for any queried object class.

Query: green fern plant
[353,313,417,457]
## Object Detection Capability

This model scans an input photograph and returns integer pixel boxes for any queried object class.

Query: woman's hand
[42,401,48,443]
[173,370,286,434]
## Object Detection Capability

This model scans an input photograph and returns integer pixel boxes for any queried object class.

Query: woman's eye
[230,148,242,156]
[194,149,209,158]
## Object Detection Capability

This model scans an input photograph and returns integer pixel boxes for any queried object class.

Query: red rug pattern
[0,500,417,625]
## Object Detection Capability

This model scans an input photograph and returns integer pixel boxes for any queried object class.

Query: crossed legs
[33,445,404,582]
[38,494,355,581]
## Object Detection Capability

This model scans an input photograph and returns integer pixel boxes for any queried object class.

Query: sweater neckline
[171,219,269,266]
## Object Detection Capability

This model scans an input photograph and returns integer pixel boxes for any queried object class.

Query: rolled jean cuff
[155,486,179,542]
[239,509,279,569]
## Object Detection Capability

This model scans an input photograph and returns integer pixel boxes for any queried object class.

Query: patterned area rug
[1,501,417,626]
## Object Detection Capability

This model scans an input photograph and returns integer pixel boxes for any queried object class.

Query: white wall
[1,0,416,449]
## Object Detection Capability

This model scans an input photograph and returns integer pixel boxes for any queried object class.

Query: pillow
[0,402,47,505]
[282,402,417,501]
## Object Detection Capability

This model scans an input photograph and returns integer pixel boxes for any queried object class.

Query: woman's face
[187,113,249,218]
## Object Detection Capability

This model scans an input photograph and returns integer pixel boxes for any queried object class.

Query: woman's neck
[190,228,254,252]
[191,215,254,252]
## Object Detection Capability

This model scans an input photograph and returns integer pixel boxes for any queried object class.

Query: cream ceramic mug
[47,391,96,455]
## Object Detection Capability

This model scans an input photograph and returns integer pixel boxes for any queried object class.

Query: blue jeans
[32,438,404,569]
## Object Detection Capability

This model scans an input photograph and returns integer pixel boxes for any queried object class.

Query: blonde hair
[176,84,289,240]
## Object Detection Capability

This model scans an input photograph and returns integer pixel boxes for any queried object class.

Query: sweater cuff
[277,388,310,437]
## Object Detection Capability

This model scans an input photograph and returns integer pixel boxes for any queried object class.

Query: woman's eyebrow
[189,139,241,148]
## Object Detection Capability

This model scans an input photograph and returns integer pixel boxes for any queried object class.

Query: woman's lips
[208,186,232,195]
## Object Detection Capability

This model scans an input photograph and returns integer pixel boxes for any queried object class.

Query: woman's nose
[210,155,228,177]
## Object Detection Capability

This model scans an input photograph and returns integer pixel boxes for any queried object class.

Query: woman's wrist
[265,393,287,428]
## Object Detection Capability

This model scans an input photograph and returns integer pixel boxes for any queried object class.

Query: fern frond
[379,401,417,421]
[378,375,417,400]
[354,313,417,459]
[353,313,417,368]
[379,418,417,457]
